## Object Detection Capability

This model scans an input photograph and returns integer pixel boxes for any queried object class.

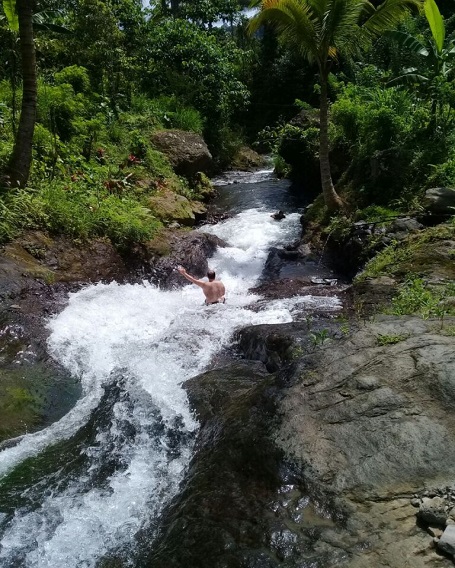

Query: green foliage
[178,0,242,28]
[427,155,455,187]
[390,277,453,319]
[142,18,249,152]
[441,325,455,336]
[376,332,408,345]
[31,180,162,247]
[424,0,445,53]
[382,0,455,154]
[356,240,412,281]
[37,81,88,141]
[325,214,353,240]
[273,154,291,178]
[0,189,41,243]
[332,84,414,156]
[356,205,400,222]
[54,65,90,94]
[96,195,158,248]
[358,223,455,282]
[309,328,331,346]
[2,0,18,31]
[331,81,439,205]
[277,124,319,182]
[151,96,204,133]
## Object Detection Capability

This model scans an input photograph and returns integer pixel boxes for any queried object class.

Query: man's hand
[177,265,186,275]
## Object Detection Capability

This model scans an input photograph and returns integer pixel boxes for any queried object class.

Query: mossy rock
[148,189,203,227]
[151,129,213,178]
[0,363,79,443]
[231,146,267,171]
[192,172,215,201]
[146,236,171,257]
[358,224,455,283]
[3,242,56,284]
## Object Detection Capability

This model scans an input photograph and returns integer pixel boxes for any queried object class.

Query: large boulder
[151,130,213,178]
[134,229,227,289]
[0,231,128,296]
[423,187,455,217]
[231,146,267,171]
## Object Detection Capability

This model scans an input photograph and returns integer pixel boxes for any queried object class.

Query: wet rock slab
[141,315,455,568]
[275,314,455,567]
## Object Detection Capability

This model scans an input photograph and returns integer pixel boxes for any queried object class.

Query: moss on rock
[147,189,205,227]
[357,223,455,283]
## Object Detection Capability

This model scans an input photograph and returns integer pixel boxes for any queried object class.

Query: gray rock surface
[424,188,455,216]
[438,525,455,556]
[144,314,455,568]
[272,314,455,567]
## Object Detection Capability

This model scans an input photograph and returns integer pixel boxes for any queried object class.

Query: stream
[0,169,341,567]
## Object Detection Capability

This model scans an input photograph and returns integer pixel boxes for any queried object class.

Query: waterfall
[0,197,340,567]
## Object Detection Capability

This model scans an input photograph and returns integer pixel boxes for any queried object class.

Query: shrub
[390,277,450,319]
[54,66,90,94]
[427,156,455,188]
[31,181,162,247]
[95,196,160,247]
[169,106,203,134]
[37,82,88,141]
[355,205,400,222]
[330,83,433,206]
[277,124,320,188]
[0,189,43,243]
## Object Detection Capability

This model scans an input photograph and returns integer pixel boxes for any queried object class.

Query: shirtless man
[177,266,226,305]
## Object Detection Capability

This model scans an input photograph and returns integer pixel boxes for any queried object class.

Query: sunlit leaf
[424,0,444,54]
[2,0,18,32]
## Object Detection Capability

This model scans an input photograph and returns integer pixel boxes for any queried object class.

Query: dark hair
[207,270,216,280]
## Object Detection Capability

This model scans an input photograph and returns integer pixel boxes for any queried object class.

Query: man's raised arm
[177,266,204,287]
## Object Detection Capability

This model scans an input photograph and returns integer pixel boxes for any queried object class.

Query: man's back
[201,280,225,304]
[177,266,225,304]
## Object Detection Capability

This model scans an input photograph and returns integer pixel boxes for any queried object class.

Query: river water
[0,170,340,567]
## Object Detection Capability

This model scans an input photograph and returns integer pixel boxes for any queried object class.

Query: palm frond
[363,0,422,39]
[321,0,365,59]
[387,71,429,86]
[384,30,428,55]
[248,0,321,66]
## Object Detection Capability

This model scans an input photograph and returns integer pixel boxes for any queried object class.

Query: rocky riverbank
[136,310,451,568]
[0,170,454,567]
[138,219,455,567]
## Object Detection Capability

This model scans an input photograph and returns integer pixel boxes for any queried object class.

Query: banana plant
[385,0,455,117]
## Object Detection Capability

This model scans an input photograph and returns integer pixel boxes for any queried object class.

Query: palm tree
[2,1,71,188]
[3,0,37,189]
[248,0,421,212]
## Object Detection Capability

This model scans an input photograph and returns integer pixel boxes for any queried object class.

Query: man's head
[207,270,216,281]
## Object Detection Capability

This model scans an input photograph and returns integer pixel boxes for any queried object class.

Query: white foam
[0,207,339,567]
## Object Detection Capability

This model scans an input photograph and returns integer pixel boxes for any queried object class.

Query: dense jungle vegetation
[0,0,454,248]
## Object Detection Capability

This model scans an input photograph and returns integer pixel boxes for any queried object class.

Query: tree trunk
[6,0,37,189]
[170,0,180,16]
[319,69,343,213]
